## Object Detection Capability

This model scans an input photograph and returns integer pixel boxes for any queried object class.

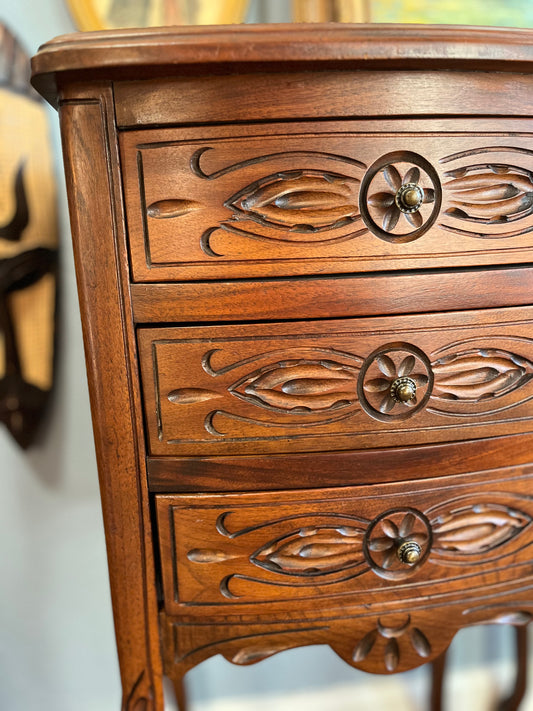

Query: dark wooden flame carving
[251,525,366,576]
[431,503,531,555]
[432,348,533,401]
[444,165,533,224]
[140,143,533,264]
[188,148,369,252]
[227,170,361,233]
[230,358,360,414]
[165,340,533,435]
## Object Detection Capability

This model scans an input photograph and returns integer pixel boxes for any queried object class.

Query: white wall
[0,3,121,710]
[0,3,517,710]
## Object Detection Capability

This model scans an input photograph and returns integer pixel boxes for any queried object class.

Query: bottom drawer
[156,463,533,614]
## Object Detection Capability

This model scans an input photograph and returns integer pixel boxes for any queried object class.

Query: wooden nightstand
[32,24,533,711]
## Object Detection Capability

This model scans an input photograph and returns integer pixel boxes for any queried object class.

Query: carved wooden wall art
[0,25,58,448]
[31,24,533,711]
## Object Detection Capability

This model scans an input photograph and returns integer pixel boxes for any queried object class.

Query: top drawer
[120,119,533,282]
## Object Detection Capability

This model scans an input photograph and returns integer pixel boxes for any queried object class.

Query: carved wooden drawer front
[120,120,533,281]
[156,466,533,614]
[137,305,533,456]
[30,22,533,711]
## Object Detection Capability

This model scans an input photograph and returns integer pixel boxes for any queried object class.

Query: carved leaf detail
[228,170,360,232]
[432,349,533,401]
[352,629,377,662]
[168,388,222,404]
[444,165,533,224]
[125,671,151,711]
[231,644,289,665]
[147,199,202,218]
[410,628,431,658]
[230,359,359,414]
[351,614,432,672]
[252,525,365,576]
[187,549,237,563]
[431,503,531,554]
[384,638,399,671]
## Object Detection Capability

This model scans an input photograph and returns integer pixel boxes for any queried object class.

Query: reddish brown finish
[147,432,533,492]
[31,24,533,711]
[430,652,446,711]
[31,24,533,108]
[156,466,533,612]
[115,72,533,127]
[58,85,163,709]
[160,577,533,680]
[138,306,533,456]
[120,121,533,281]
[131,267,533,324]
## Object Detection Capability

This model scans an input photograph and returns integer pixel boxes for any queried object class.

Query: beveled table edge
[31,23,533,107]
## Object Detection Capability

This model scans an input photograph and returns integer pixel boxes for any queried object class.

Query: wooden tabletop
[31,23,533,107]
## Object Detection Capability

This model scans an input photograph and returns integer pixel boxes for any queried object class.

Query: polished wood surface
[31,24,532,711]
[115,72,533,127]
[146,432,533,492]
[58,83,163,710]
[131,267,533,323]
[138,306,533,455]
[120,120,533,280]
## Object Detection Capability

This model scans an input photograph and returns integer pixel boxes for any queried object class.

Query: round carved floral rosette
[357,343,433,422]
[363,508,432,581]
[359,151,441,243]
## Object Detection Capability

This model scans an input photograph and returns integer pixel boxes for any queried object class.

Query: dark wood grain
[115,71,533,127]
[147,432,533,492]
[131,267,533,324]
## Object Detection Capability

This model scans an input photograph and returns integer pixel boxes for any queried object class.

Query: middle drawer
[138,305,533,456]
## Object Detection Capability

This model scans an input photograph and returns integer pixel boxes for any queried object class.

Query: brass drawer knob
[390,376,417,403]
[397,540,422,565]
[395,182,424,213]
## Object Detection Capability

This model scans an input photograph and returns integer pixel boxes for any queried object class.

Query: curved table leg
[497,626,528,711]
[174,677,187,711]
[430,649,447,711]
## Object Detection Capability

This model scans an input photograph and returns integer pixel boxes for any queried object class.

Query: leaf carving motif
[230,359,360,414]
[125,671,151,711]
[351,615,431,672]
[432,348,533,401]
[431,503,531,554]
[252,525,366,576]
[168,388,222,404]
[147,198,202,218]
[227,170,360,232]
[444,164,533,224]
